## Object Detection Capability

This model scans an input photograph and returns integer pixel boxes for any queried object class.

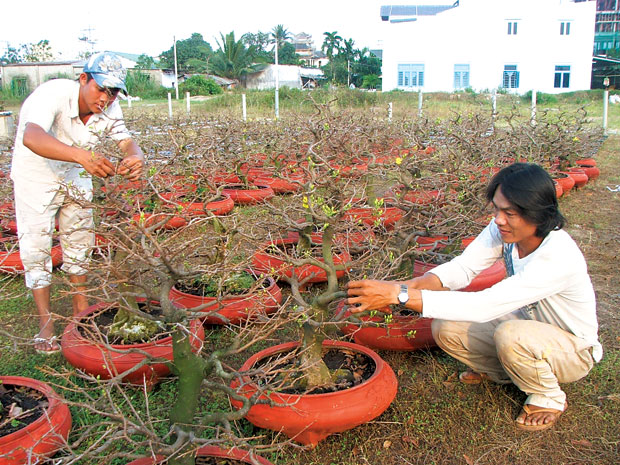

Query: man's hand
[346,280,401,314]
[116,154,144,181]
[77,149,115,178]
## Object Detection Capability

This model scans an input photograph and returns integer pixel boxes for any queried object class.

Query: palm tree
[271,24,292,50]
[322,31,343,82]
[209,31,264,80]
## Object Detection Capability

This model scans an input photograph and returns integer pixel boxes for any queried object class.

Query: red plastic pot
[0,236,63,273]
[125,445,274,465]
[576,158,596,167]
[160,192,235,217]
[339,303,436,351]
[169,275,282,325]
[562,168,588,188]
[250,173,305,194]
[221,184,274,205]
[61,302,205,387]
[342,205,404,231]
[230,340,398,446]
[575,164,599,181]
[413,259,506,292]
[0,376,71,465]
[552,172,575,194]
[554,180,564,198]
[251,237,350,285]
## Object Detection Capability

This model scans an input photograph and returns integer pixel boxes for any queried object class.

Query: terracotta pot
[125,445,274,465]
[61,301,205,386]
[0,376,71,465]
[231,340,398,446]
[339,303,436,351]
[552,172,575,194]
[221,184,274,205]
[413,260,506,292]
[0,235,63,273]
[342,205,404,231]
[562,168,588,188]
[251,236,350,285]
[169,275,282,325]
[288,225,376,249]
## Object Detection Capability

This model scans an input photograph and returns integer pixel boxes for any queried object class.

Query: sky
[0,0,413,60]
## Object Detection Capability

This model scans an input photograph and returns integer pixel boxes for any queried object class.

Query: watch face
[398,285,409,304]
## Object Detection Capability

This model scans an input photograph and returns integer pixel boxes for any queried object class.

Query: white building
[380,0,597,94]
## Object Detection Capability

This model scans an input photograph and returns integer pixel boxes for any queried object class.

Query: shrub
[523,90,558,105]
[125,70,169,99]
[179,75,223,96]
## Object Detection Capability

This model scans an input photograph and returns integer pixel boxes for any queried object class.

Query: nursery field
[0,102,618,465]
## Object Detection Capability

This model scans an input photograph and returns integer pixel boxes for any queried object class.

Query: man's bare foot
[34,318,59,353]
[515,403,566,431]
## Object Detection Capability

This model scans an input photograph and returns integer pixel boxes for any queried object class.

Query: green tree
[159,33,213,72]
[135,54,157,69]
[179,75,223,96]
[321,31,343,82]
[277,42,301,65]
[209,31,263,80]
[1,40,54,63]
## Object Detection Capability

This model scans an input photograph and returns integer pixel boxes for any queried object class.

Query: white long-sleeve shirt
[421,221,602,362]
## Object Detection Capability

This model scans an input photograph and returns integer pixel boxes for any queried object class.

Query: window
[507,21,518,35]
[560,22,571,35]
[554,65,570,88]
[454,64,470,89]
[397,64,425,89]
[502,65,519,89]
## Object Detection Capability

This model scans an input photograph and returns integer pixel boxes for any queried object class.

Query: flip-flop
[33,335,61,355]
[515,403,566,431]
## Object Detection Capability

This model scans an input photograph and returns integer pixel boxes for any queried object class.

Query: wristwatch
[397,284,409,305]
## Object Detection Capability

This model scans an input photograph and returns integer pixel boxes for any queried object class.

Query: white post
[173,36,179,100]
[186,92,190,114]
[242,93,247,121]
[274,40,280,120]
[530,89,537,126]
[388,102,393,122]
[492,89,497,118]
[603,89,609,135]
[418,89,423,117]
[127,96,132,108]
[167,92,172,118]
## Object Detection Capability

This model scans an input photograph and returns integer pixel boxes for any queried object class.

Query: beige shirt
[11,78,130,213]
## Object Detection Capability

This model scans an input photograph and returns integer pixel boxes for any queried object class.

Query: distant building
[380,0,596,93]
[292,33,329,68]
[593,0,620,54]
[242,64,325,90]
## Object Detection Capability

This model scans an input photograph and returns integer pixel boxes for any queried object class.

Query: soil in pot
[253,347,376,395]
[0,384,45,437]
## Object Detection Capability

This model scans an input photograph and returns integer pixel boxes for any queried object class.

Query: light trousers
[431,318,594,411]
[15,188,94,289]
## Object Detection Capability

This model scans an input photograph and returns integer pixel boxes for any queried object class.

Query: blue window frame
[454,64,470,89]
[397,64,425,89]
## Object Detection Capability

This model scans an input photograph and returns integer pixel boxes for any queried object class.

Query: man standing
[11,52,144,353]
[347,163,601,431]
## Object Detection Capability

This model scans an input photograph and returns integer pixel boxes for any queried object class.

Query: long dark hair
[485,163,566,238]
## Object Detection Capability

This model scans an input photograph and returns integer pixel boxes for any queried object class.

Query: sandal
[33,335,61,355]
[458,370,490,385]
[515,403,566,431]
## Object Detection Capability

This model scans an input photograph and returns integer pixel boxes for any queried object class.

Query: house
[593,0,620,55]
[293,33,329,68]
[380,0,597,93]
[0,61,78,96]
[242,64,325,90]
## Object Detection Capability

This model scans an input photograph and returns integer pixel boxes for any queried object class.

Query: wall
[381,0,597,93]
[1,63,76,94]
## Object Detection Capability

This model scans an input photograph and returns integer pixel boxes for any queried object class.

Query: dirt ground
[266,136,620,465]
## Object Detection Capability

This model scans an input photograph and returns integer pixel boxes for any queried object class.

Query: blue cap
[83,52,127,94]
